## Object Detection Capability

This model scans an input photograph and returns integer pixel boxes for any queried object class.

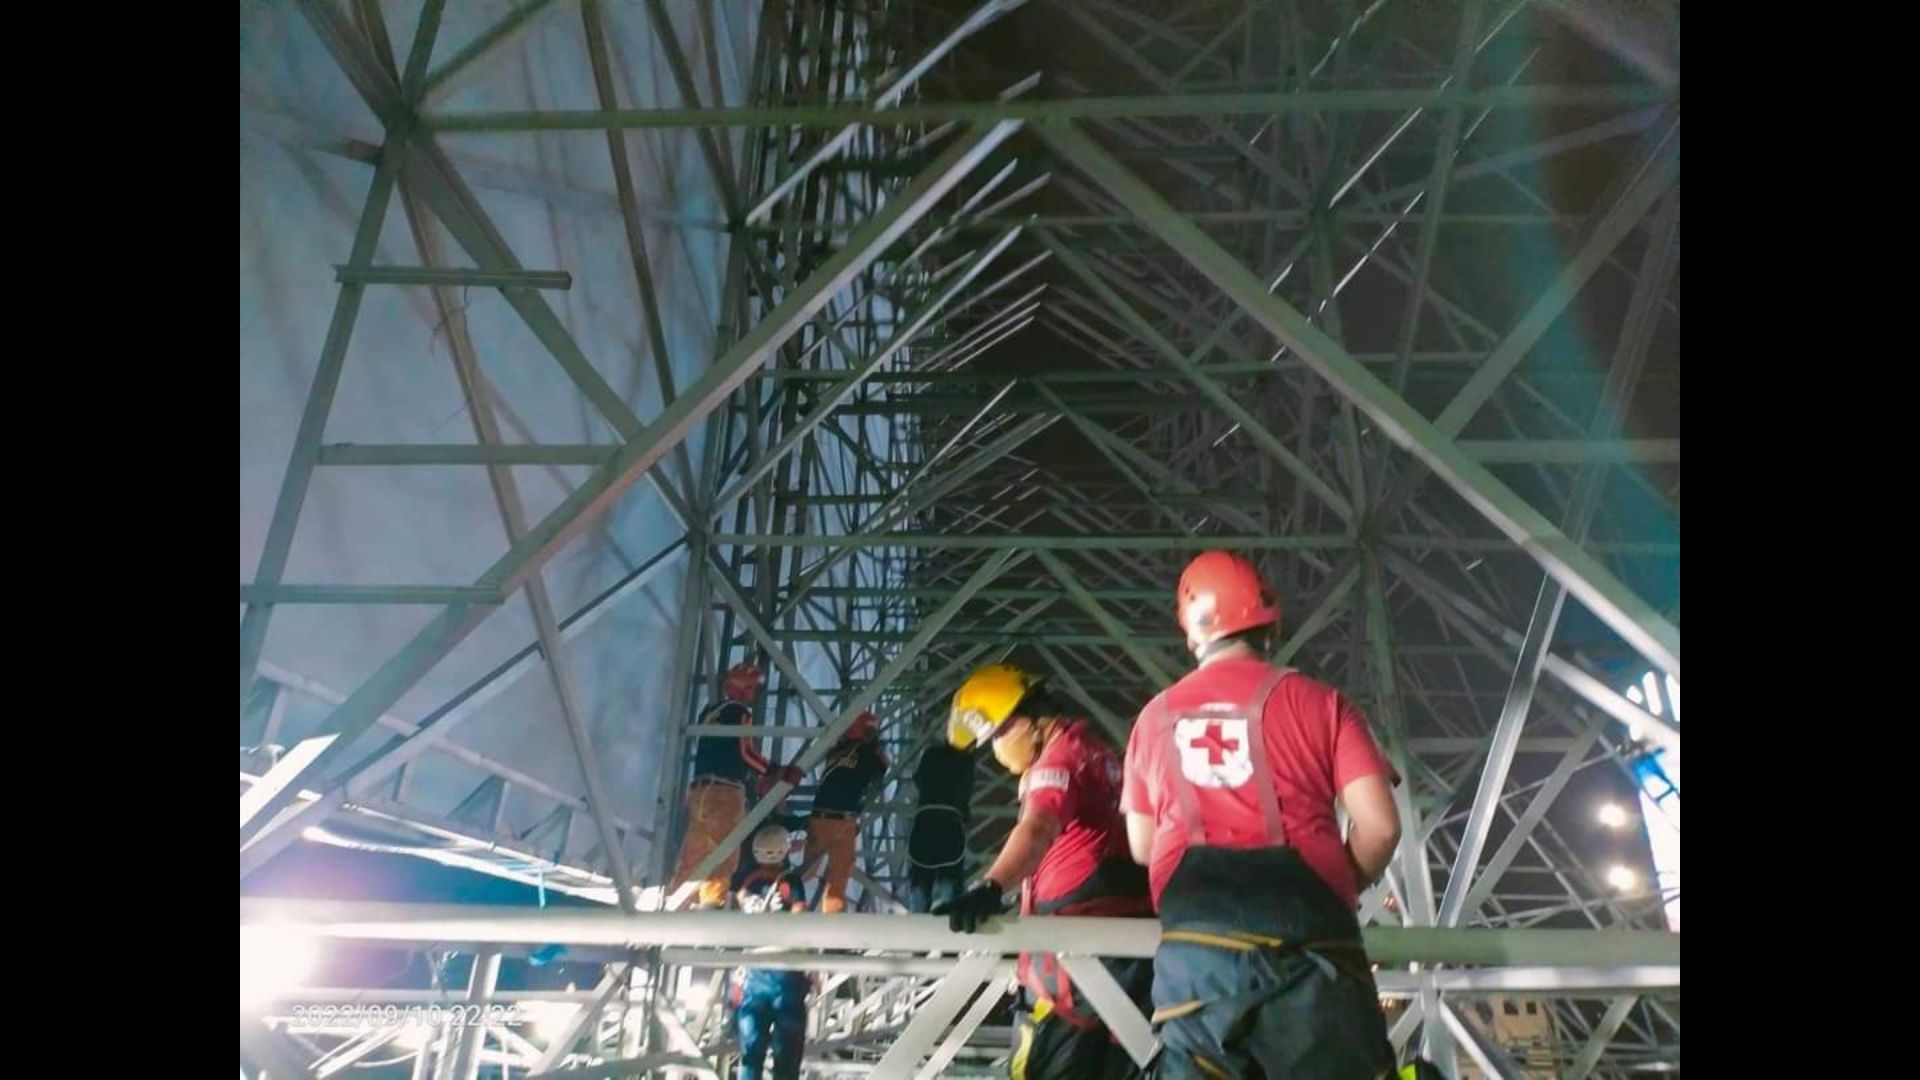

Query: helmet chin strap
[1193,637,1238,663]
[1193,631,1276,664]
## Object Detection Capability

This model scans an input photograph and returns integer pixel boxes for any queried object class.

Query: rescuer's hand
[776,765,805,787]
[933,881,1007,933]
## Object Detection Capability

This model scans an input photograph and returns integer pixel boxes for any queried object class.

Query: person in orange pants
[801,710,888,913]
[670,663,801,909]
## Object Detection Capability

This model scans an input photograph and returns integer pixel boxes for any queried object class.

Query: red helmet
[846,711,878,741]
[722,663,763,704]
[1176,551,1280,650]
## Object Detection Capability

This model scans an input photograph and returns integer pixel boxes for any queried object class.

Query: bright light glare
[1665,675,1679,722]
[1596,802,1629,829]
[239,922,320,1011]
[1641,673,1663,716]
[518,1001,579,1042]
[1605,865,1639,892]
[1626,685,1645,705]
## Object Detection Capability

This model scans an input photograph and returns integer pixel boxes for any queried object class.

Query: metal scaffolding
[241,0,1678,1076]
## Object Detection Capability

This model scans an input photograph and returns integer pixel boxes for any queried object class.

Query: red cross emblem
[1191,721,1241,765]
[1174,715,1254,788]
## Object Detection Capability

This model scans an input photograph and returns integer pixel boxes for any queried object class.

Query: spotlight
[239,921,319,1011]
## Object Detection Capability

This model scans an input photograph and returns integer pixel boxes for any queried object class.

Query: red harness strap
[1146,666,1296,848]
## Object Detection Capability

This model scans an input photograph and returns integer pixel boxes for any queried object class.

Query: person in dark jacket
[801,710,889,913]
[906,740,977,914]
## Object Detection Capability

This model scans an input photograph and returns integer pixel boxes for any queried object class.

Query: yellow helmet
[948,663,1042,750]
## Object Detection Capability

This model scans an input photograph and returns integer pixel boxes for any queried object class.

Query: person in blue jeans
[732,824,812,1080]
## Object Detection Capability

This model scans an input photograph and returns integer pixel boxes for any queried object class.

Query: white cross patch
[1174,715,1253,789]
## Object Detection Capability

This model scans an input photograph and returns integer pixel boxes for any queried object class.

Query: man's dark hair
[1015,686,1073,722]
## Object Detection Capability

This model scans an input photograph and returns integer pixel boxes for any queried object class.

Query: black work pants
[1150,847,1394,1080]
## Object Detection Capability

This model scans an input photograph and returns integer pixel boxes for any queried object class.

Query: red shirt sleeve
[1330,692,1396,790]
[1122,706,1154,815]
[740,735,770,775]
[1023,739,1077,821]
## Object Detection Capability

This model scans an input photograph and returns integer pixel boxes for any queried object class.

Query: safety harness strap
[1148,931,1375,1026]
[1153,666,1295,847]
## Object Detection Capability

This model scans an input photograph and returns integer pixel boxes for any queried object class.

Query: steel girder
[243,2,1678,1075]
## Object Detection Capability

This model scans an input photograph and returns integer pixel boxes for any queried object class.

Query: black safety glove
[931,880,1007,933]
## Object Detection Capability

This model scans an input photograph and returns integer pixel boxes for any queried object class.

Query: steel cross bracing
[242,1,1676,1075]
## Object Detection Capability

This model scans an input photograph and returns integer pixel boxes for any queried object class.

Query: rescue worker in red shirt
[671,662,804,909]
[936,663,1155,1080]
[1122,552,1402,1079]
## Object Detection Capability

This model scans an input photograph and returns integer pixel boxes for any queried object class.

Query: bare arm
[1339,773,1401,890]
[982,802,1064,890]
[1126,812,1155,866]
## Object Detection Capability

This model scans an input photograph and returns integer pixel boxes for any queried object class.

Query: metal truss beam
[1040,232,1356,522]
[1565,994,1640,1080]
[1058,955,1157,1066]
[1433,122,1680,436]
[673,548,1026,900]
[238,119,1021,850]
[237,143,401,707]
[240,1018,317,1079]
[242,901,1681,978]
[1032,120,1680,678]
[714,228,1028,511]
[870,954,999,1080]
[1440,999,1525,1080]
[913,973,1007,1080]
[429,86,1675,132]
[1033,549,1178,686]
[421,0,561,102]
[1383,552,1677,754]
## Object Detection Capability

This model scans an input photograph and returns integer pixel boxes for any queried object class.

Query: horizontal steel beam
[753,211,1579,234]
[751,632,1598,657]
[1459,439,1678,465]
[1375,966,1678,996]
[714,533,1674,555]
[316,443,612,466]
[749,356,1673,384]
[275,988,611,1004]
[661,950,1014,979]
[785,585,1168,600]
[682,725,819,739]
[241,901,1680,968]
[272,963,1678,1005]
[238,584,505,605]
[717,532,1345,550]
[429,86,1675,131]
[332,265,571,289]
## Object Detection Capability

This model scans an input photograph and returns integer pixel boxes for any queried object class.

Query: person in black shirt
[906,741,977,914]
[732,825,812,1080]
[801,711,888,913]
[670,663,802,909]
